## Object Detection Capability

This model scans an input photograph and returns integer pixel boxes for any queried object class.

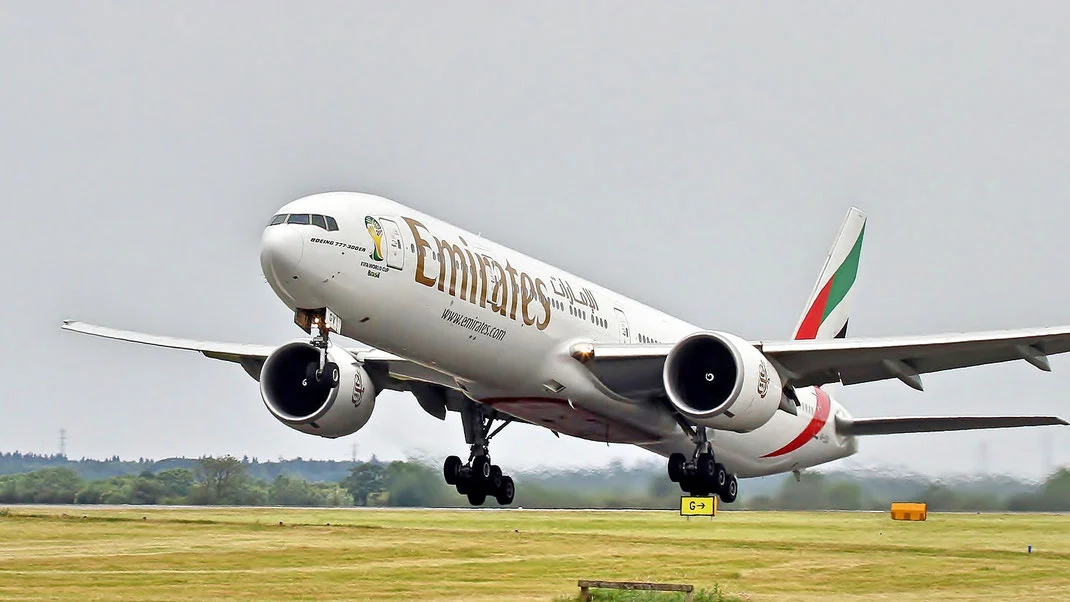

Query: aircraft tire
[443,456,462,485]
[467,491,487,506]
[696,453,716,480]
[667,453,686,482]
[714,463,728,490]
[489,465,503,489]
[719,474,738,504]
[472,456,492,482]
[680,476,706,497]
[495,476,515,505]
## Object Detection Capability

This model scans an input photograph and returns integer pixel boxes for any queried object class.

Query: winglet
[793,208,867,340]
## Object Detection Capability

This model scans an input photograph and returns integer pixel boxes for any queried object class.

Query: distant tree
[270,475,322,506]
[192,456,246,503]
[383,461,450,507]
[342,462,386,506]
[1009,468,1070,511]
[156,469,194,498]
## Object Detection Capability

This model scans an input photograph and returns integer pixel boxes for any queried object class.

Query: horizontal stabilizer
[837,415,1067,436]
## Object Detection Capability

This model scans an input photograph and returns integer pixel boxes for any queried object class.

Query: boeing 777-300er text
[63,192,1068,505]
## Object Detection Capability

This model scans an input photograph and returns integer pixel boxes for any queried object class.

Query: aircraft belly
[482,397,664,444]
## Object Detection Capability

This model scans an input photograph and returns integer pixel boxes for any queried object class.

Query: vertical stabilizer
[792,208,866,340]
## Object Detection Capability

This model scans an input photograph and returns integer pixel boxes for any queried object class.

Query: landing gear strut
[298,308,339,389]
[444,401,515,506]
[667,423,738,504]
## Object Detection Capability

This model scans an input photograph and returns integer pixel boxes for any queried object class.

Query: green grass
[0,507,1067,600]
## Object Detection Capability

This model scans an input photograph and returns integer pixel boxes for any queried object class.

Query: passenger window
[311,214,327,229]
[287,214,311,225]
[269,214,287,226]
[325,216,339,231]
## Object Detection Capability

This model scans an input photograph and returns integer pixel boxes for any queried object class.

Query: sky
[2,2,1068,478]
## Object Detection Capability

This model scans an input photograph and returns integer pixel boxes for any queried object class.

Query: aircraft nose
[260,225,304,284]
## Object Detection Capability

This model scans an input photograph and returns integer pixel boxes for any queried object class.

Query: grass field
[0,506,1067,601]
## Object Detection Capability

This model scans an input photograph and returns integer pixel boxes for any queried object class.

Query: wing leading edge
[836,415,1068,436]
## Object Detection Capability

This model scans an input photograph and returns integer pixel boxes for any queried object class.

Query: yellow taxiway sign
[680,496,717,517]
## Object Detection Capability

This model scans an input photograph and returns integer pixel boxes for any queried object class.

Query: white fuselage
[260,192,857,478]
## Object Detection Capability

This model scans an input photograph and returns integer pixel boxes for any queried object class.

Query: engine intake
[260,342,376,438]
[663,331,782,432]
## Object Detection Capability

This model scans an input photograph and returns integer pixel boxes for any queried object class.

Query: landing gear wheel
[467,491,486,506]
[489,465,503,490]
[496,476,515,505]
[713,463,728,491]
[696,453,716,480]
[681,476,706,497]
[667,453,686,482]
[471,455,492,481]
[443,456,462,485]
[719,474,738,504]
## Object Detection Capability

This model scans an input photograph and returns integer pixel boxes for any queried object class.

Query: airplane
[63,192,1068,506]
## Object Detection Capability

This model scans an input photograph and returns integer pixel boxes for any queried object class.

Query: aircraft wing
[60,320,456,391]
[573,325,1070,396]
[836,415,1068,436]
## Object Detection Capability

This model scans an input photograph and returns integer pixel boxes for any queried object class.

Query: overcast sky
[2,2,1068,478]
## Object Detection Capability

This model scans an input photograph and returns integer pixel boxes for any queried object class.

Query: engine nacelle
[259,342,376,438]
[663,331,782,433]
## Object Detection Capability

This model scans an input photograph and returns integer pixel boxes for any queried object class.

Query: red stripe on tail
[795,278,834,340]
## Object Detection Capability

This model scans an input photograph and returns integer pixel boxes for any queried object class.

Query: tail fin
[792,207,867,340]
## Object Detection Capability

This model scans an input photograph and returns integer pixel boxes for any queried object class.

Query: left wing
[837,415,1068,436]
[61,320,456,391]
[572,325,1070,397]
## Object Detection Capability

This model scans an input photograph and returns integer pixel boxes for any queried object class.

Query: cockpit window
[311,214,327,229]
[287,214,310,225]
[325,216,339,231]
[268,214,287,226]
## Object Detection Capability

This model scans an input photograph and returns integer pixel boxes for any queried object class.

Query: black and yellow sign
[680,496,717,517]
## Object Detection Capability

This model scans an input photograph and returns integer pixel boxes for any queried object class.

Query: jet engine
[663,331,782,433]
[259,342,376,438]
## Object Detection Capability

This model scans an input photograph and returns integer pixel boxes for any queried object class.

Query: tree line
[0,454,1067,510]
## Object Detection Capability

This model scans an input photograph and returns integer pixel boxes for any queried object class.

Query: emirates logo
[757,362,771,398]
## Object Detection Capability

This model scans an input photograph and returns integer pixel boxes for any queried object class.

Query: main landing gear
[443,402,515,506]
[667,426,738,504]
[300,309,339,389]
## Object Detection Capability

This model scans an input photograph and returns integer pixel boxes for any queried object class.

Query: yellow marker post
[680,496,717,517]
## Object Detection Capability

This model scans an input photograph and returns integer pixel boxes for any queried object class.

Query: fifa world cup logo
[366,216,385,261]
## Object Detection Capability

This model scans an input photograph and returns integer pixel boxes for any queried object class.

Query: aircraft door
[378,218,405,270]
[614,308,631,344]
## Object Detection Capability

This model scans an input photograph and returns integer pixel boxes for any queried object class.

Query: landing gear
[299,308,339,388]
[445,401,516,506]
[667,425,740,504]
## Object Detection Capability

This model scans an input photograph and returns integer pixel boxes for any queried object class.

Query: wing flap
[837,415,1068,436]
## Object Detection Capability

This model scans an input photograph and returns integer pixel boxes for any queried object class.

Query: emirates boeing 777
[63,192,1067,505]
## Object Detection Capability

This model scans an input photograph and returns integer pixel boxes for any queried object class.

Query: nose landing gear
[444,402,516,506]
[668,422,739,504]
[296,308,340,388]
